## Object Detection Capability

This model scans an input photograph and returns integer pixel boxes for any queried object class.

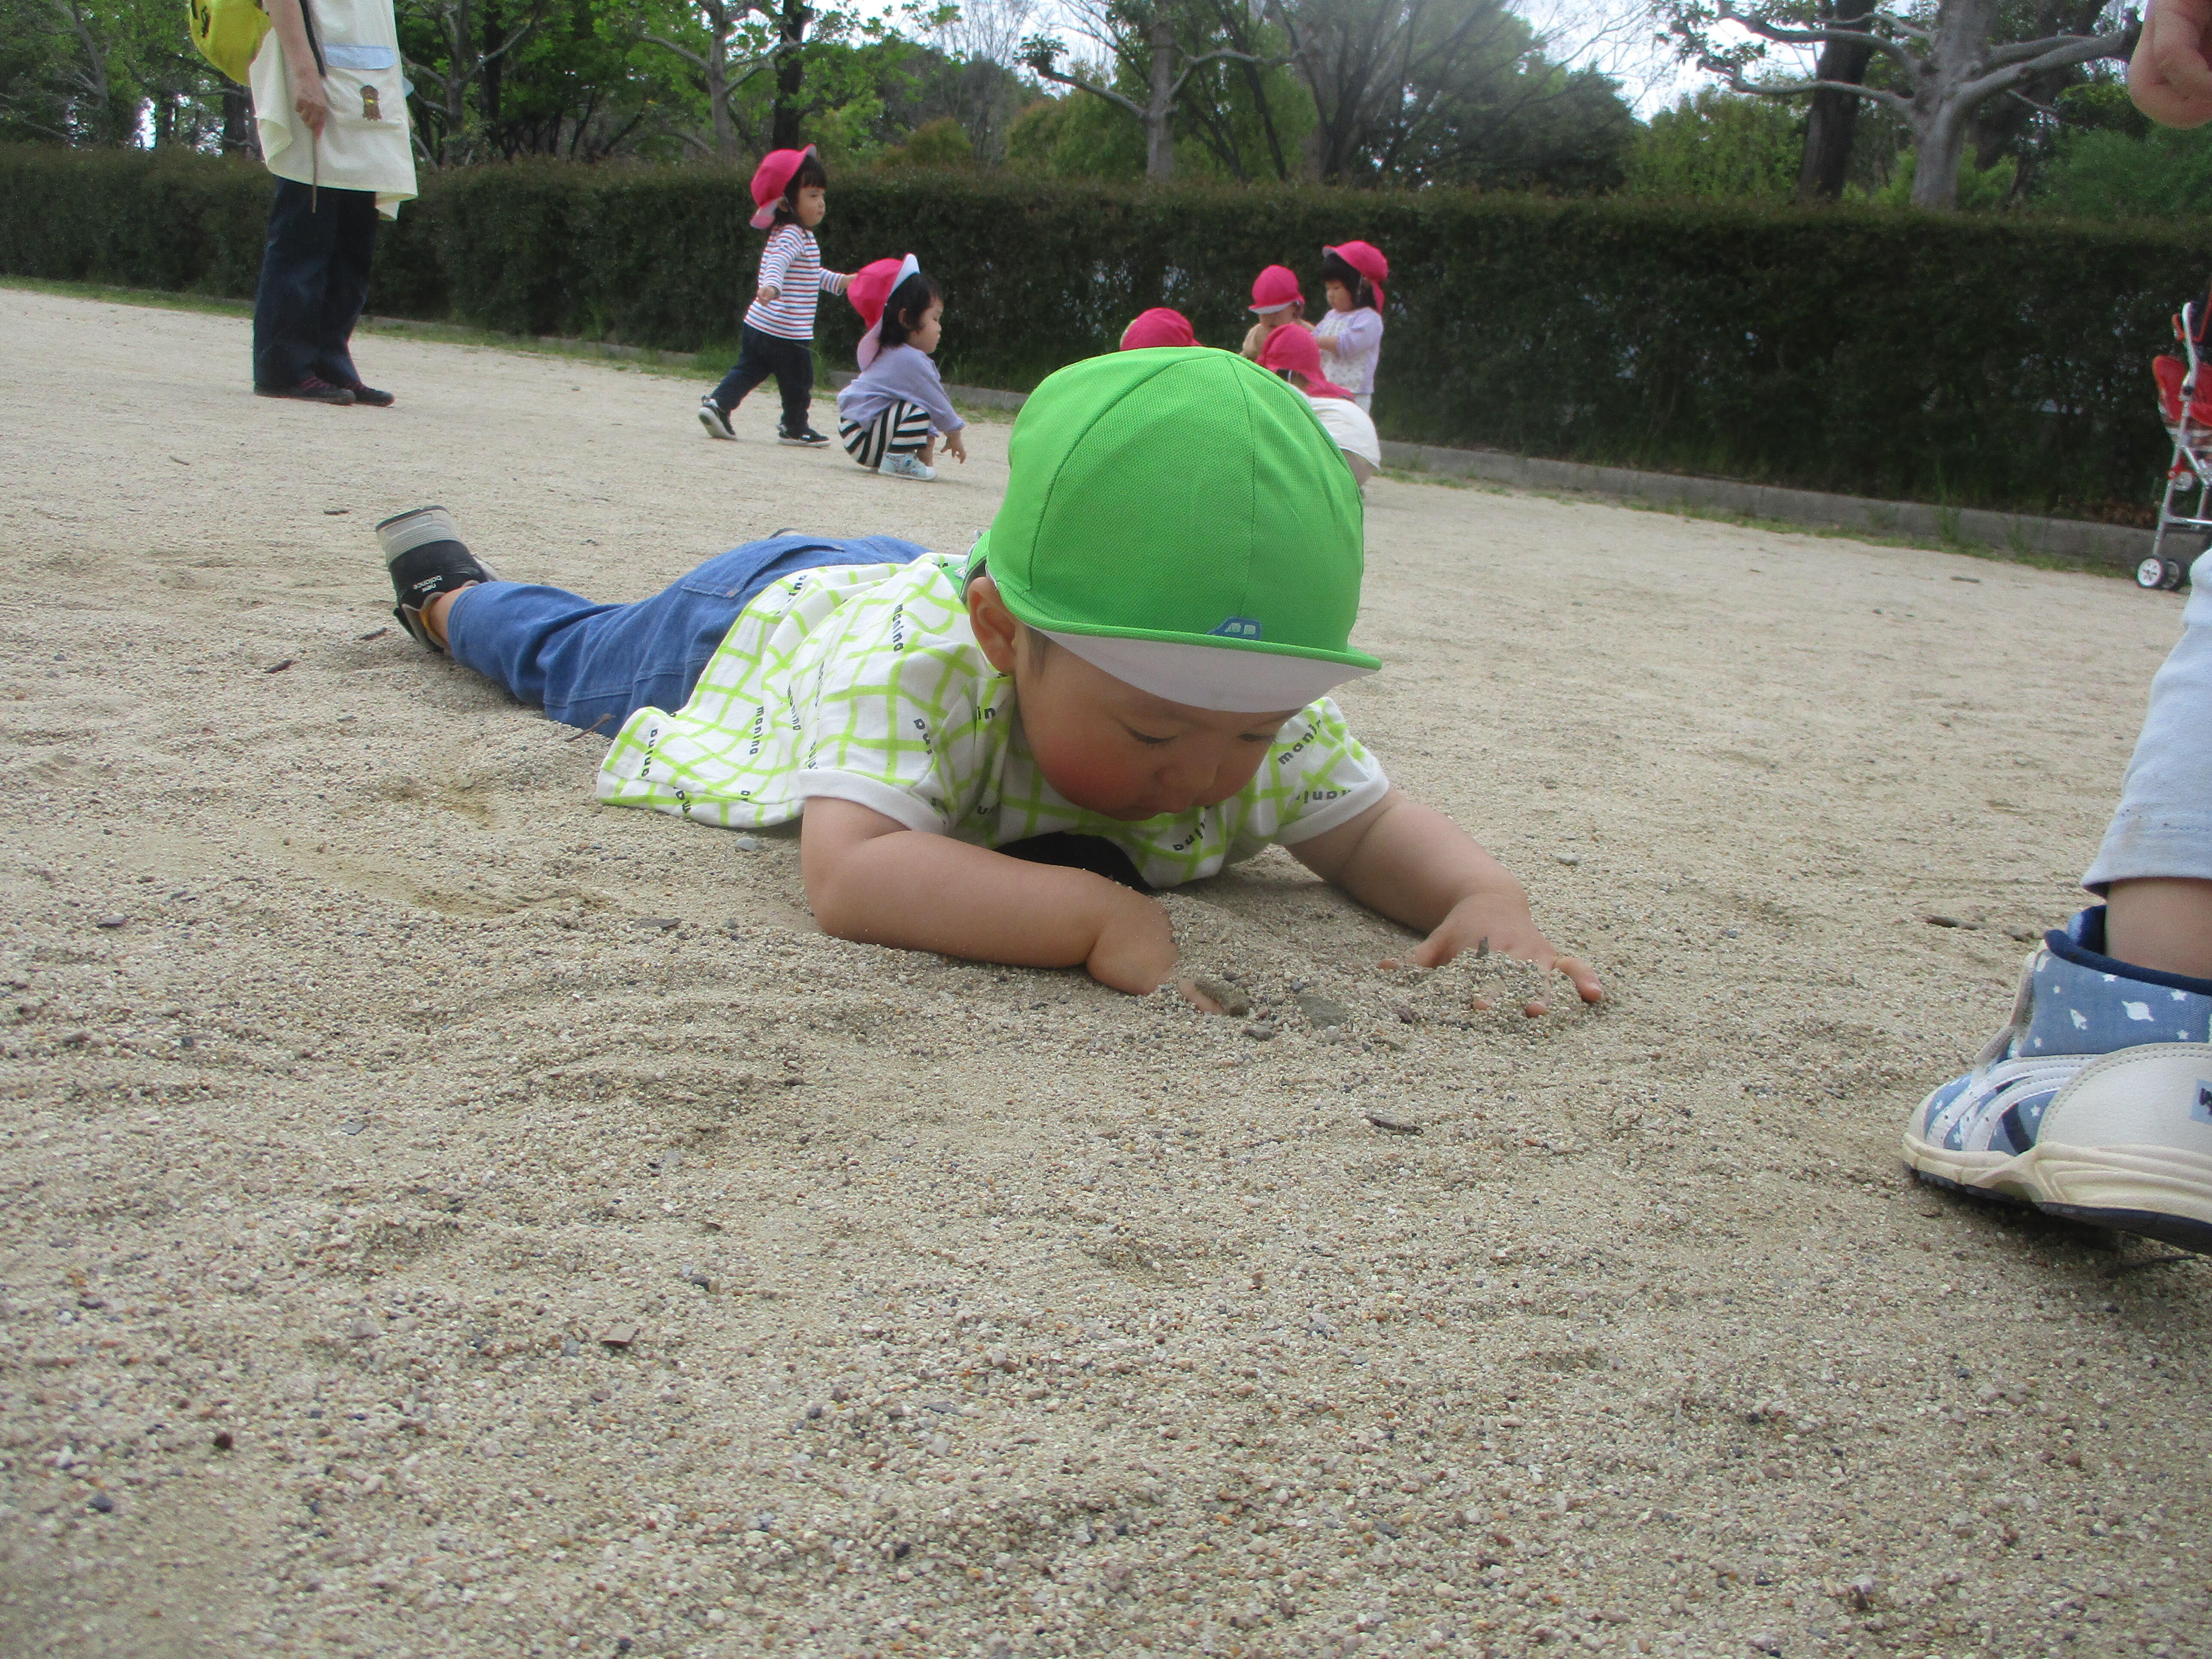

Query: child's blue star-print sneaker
[1903,906,2212,1253]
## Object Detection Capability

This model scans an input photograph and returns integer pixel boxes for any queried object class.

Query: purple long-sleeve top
[836,344,966,436]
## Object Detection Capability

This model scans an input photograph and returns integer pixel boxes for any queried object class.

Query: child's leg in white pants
[2084,549,2212,977]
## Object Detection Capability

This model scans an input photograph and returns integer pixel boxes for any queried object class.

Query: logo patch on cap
[2195,1082,2212,1126]
[1209,616,1263,641]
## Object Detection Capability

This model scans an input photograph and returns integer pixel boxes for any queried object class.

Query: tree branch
[1982,22,2137,71]
[1706,59,1913,115]
[1165,46,1280,101]
[640,32,711,72]
[1028,57,1146,120]
[1957,24,2138,106]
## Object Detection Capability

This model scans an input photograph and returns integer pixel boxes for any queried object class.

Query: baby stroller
[2145,277,2212,590]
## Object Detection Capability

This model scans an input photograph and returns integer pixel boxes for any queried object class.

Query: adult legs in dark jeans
[252,181,380,397]
[707,325,814,433]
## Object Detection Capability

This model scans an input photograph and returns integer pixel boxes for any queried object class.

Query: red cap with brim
[1249,264,1303,313]
[1119,308,1196,350]
[1323,240,1389,310]
[848,253,921,368]
[1258,322,1354,400]
[749,145,817,230]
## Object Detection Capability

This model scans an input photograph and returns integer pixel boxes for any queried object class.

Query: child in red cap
[1259,322,1380,485]
[1239,264,1308,361]
[697,146,851,447]
[1316,240,1387,411]
[834,255,966,482]
[1119,308,1196,350]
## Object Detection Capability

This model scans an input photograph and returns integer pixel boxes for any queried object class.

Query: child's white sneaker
[878,453,936,482]
[1903,907,2212,1252]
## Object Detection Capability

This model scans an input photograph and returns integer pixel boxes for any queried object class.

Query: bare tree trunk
[1796,0,1875,202]
[706,0,736,158]
[1144,6,1176,179]
[770,0,810,149]
[222,82,254,154]
[1908,0,1996,208]
[482,0,505,131]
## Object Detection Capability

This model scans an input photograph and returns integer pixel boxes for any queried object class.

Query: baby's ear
[966,575,1021,673]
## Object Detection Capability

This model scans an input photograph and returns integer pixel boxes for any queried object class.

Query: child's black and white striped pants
[839,399,933,468]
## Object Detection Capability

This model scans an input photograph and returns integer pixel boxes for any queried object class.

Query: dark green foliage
[6,141,2203,518]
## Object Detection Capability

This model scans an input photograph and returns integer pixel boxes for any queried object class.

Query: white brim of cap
[1305,394,1381,467]
[1042,630,1373,714]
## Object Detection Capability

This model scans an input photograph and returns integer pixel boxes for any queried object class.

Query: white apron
[251,0,416,219]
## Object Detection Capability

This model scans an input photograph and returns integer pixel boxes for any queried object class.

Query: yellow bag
[188,0,270,85]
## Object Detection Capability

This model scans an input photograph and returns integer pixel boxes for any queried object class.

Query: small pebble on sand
[94,915,128,930]
[1294,993,1350,1027]
[1366,1111,1422,1135]
[1192,976,1250,1017]
[735,835,762,851]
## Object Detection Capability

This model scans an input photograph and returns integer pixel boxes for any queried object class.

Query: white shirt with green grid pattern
[595,554,1390,889]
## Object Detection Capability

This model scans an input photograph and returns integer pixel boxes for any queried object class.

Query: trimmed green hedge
[6,143,2209,518]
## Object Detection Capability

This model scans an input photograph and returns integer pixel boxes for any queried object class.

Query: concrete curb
[408,329,2157,570]
[1376,441,2158,570]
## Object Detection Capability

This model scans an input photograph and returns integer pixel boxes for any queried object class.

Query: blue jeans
[445,533,928,734]
[252,179,377,392]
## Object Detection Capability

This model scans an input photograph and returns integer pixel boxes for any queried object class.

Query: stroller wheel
[2138,555,2169,589]
[2165,557,2190,590]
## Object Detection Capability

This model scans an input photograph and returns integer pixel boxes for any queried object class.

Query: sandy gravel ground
[1,286,2207,1659]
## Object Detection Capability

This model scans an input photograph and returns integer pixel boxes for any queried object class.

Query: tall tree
[1661,0,2141,209]
[1797,0,1878,200]
[1020,0,1278,179]
[403,0,553,162]
[638,0,774,157]
[1270,0,1634,188]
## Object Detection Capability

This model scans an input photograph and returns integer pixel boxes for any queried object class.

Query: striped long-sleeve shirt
[743,225,848,341]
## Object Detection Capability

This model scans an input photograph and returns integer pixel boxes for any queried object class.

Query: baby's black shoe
[378,506,498,652]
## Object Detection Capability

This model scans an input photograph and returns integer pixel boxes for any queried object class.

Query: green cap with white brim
[969,348,1377,715]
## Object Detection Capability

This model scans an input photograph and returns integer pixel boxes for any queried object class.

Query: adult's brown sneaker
[255,375,356,405]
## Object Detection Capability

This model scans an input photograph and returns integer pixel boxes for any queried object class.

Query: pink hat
[1119,307,1196,350]
[1258,322,1353,400]
[848,252,921,368]
[1323,240,1389,309]
[749,145,817,230]
[1249,264,1303,313]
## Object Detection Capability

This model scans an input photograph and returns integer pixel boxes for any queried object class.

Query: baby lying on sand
[381,348,1599,1005]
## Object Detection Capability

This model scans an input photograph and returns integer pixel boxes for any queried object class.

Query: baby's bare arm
[799,798,1176,993]
[1291,790,1602,1001]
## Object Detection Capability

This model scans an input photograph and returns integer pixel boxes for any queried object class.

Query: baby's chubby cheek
[1030,744,1151,818]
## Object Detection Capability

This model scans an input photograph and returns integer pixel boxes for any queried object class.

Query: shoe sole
[778,437,827,446]
[1902,1129,2212,1253]
[698,407,734,440]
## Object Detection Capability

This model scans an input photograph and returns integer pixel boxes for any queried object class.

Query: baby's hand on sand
[1407,893,1603,1003]
[1085,890,1179,997]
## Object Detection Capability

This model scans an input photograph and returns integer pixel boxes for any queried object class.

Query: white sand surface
[1,285,2207,1658]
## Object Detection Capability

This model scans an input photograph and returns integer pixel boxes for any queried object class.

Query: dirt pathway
[0,287,2204,1659]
